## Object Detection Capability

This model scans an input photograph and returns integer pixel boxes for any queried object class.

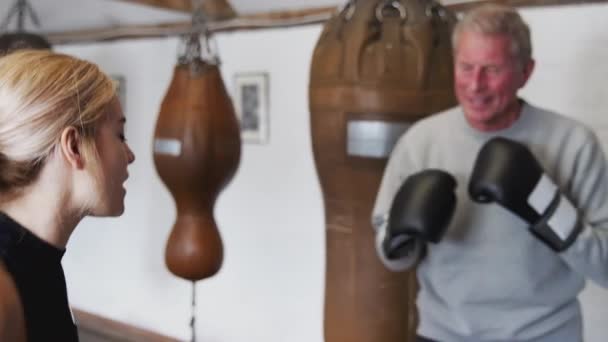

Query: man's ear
[60,126,85,169]
[520,58,535,86]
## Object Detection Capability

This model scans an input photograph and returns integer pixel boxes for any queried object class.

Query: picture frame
[234,72,269,144]
[110,74,127,110]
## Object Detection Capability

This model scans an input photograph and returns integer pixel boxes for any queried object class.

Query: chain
[1,0,42,32]
[178,0,220,69]
[190,281,197,342]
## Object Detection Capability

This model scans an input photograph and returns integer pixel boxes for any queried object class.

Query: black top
[0,212,79,342]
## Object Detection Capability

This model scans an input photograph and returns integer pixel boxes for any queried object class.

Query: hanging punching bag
[309,0,456,341]
[153,36,241,281]
[0,262,26,342]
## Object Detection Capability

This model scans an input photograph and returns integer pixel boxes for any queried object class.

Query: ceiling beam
[114,0,237,20]
[446,0,606,12]
[114,0,191,12]
[46,0,608,45]
[46,6,334,45]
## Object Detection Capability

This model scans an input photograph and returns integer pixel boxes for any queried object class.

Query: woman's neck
[1,193,80,249]
[0,159,83,249]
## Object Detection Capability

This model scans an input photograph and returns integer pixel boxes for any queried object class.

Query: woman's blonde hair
[452,4,532,66]
[0,50,116,193]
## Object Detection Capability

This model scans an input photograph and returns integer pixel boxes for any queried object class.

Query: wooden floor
[79,329,121,342]
[74,308,181,342]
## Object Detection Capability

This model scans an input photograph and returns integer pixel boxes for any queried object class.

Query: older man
[373,4,608,342]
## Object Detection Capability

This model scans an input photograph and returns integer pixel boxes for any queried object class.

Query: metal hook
[199,31,220,65]
[425,2,447,21]
[339,0,356,21]
[375,0,407,23]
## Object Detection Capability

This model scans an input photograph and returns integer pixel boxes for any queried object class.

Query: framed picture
[234,73,269,144]
[110,74,126,110]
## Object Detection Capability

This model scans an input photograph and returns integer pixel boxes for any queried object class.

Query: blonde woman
[0,50,135,341]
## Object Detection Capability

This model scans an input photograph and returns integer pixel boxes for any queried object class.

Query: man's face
[453,30,534,131]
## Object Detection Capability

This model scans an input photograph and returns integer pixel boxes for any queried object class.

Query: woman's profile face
[91,97,135,216]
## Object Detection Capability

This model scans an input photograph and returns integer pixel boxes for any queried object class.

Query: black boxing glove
[469,137,581,252]
[383,169,457,259]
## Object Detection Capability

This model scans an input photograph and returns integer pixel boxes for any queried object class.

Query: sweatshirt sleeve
[559,131,608,287]
[371,134,424,272]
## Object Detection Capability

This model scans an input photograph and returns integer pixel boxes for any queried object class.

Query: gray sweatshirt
[372,101,608,342]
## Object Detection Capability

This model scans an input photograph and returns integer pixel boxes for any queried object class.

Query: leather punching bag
[0,262,26,341]
[153,50,241,281]
[309,0,457,341]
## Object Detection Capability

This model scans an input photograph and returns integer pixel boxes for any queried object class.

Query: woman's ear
[60,126,85,169]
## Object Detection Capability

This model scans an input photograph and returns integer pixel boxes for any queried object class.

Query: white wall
[520,5,608,342]
[59,3,608,341]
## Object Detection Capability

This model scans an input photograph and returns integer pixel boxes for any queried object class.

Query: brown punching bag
[153,35,241,281]
[0,262,26,342]
[309,0,456,341]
